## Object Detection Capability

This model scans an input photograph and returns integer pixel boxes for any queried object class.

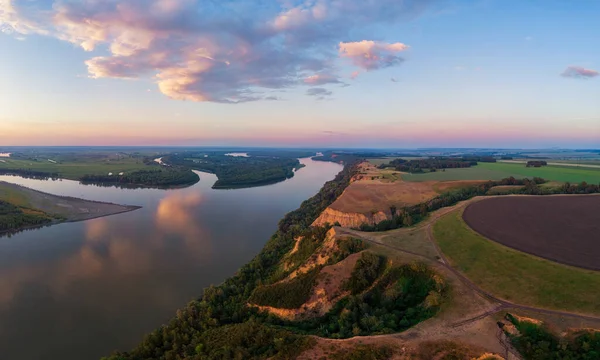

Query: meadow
[433,210,600,316]
[402,162,600,183]
[0,156,150,180]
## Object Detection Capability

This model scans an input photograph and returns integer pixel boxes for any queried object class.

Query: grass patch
[401,167,521,182]
[433,210,600,315]
[0,157,150,180]
[0,182,31,207]
[478,162,600,183]
[401,162,600,183]
[380,228,439,259]
[249,268,320,309]
[328,344,395,360]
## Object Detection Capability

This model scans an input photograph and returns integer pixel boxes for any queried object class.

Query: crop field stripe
[433,210,600,316]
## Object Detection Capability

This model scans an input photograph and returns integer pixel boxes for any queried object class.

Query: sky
[0,0,599,148]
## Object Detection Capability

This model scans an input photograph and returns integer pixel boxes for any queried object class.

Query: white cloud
[1,0,421,103]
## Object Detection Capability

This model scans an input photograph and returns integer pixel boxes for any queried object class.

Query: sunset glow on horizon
[1,0,599,148]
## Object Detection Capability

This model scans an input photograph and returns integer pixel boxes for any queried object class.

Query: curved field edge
[433,208,600,316]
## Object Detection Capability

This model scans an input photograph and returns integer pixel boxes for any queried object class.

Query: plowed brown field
[463,195,600,271]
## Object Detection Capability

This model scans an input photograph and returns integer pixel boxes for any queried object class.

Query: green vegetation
[329,344,395,360]
[477,162,600,183]
[401,162,600,183]
[380,157,486,174]
[279,263,446,338]
[285,226,332,271]
[0,153,149,180]
[166,153,304,188]
[249,268,321,309]
[102,162,358,359]
[343,252,386,294]
[505,313,600,360]
[0,200,53,233]
[80,168,199,187]
[433,211,600,315]
[187,320,315,360]
[329,238,368,264]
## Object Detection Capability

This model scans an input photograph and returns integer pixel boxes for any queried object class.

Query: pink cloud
[2,0,421,103]
[304,73,342,85]
[339,40,409,70]
[561,66,599,79]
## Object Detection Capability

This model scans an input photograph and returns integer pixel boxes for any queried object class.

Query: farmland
[433,208,600,315]
[463,195,600,270]
[402,161,600,183]
[0,156,150,180]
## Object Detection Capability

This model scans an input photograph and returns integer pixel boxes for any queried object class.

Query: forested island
[80,168,199,188]
[164,152,307,189]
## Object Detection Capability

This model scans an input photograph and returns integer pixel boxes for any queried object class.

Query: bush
[343,253,385,294]
[249,268,320,309]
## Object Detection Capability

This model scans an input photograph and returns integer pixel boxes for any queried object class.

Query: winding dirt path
[337,210,600,323]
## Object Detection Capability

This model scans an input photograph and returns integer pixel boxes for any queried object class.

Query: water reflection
[0,158,342,360]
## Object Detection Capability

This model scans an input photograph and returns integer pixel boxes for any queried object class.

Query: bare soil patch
[329,180,438,215]
[463,195,600,271]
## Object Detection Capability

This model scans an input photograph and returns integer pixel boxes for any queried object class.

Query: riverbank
[0,181,141,234]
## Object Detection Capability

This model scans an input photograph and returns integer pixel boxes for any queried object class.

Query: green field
[0,157,151,180]
[401,162,600,183]
[433,210,600,315]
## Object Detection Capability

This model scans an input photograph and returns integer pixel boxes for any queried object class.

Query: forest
[164,153,304,188]
[0,200,53,233]
[101,162,359,360]
[79,168,199,187]
[379,157,478,173]
[505,313,600,360]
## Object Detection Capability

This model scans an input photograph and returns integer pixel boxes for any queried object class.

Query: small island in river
[0,180,140,235]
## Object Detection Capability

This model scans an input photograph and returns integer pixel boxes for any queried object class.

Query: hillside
[102,160,600,360]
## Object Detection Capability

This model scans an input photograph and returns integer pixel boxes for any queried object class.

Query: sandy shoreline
[0,180,142,235]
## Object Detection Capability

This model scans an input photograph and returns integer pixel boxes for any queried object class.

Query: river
[0,158,342,360]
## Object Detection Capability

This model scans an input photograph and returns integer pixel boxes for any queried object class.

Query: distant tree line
[80,168,199,187]
[526,160,548,167]
[359,177,600,232]
[379,157,479,174]
[0,169,60,180]
[165,153,304,188]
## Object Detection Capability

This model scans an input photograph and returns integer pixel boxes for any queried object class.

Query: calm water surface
[0,158,342,360]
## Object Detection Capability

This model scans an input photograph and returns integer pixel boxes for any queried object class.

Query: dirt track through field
[337,198,600,323]
[463,195,600,271]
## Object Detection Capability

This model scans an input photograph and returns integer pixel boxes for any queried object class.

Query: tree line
[164,153,304,188]
[379,157,479,174]
[80,168,199,187]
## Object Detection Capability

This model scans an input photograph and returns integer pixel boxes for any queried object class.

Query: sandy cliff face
[312,207,388,228]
